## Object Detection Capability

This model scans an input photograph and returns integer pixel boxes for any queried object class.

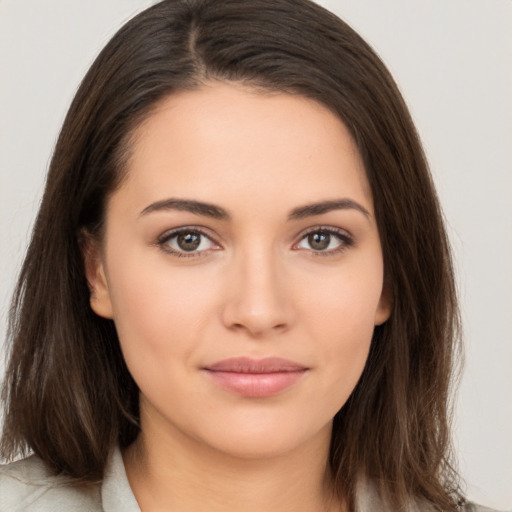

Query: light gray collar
[100,447,434,512]
[101,447,141,512]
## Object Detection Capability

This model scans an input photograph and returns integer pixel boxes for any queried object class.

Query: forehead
[115,82,373,216]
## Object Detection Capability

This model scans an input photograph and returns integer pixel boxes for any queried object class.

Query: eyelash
[156,226,354,259]
[156,227,219,259]
[295,226,354,257]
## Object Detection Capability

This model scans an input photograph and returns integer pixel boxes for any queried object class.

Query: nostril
[229,320,288,336]
[220,280,294,336]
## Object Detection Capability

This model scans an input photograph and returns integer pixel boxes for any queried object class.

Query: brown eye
[296,228,352,254]
[159,228,218,256]
[177,232,201,251]
[308,232,331,250]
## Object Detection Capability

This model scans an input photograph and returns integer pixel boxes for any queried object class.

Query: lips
[203,357,308,397]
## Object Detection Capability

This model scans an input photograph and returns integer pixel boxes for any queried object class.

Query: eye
[158,228,220,257]
[295,228,353,254]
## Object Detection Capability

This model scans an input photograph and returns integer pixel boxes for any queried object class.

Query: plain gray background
[0,0,511,509]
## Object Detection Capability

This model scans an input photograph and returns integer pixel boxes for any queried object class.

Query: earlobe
[81,233,114,319]
[375,282,393,326]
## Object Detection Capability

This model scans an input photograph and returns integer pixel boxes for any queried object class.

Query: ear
[374,280,393,326]
[80,232,114,319]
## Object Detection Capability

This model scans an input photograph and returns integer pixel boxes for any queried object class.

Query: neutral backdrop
[0,0,511,509]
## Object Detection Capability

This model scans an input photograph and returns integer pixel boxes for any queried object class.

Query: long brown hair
[1,0,462,509]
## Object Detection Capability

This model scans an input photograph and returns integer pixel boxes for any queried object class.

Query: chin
[194,415,333,461]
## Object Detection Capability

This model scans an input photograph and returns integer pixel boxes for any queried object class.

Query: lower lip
[204,370,307,397]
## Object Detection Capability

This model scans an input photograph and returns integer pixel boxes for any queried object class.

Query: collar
[99,447,437,512]
[101,447,141,512]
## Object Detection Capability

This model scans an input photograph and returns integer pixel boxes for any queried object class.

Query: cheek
[105,250,220,365]
[299,252,383,334]
[105,258,225,416]
[311,308,374,418]
[296,258,383,396]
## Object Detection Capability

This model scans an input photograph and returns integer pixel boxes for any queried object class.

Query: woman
[0,0,498,510]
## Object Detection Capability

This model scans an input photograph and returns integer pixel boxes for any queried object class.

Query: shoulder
[354,479,508,512]
[0,455,101,512]
[463,503,511,512]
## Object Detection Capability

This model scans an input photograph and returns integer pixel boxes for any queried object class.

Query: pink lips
[203,357,308,398]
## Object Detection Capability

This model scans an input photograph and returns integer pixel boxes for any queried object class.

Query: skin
[85,82,391,512]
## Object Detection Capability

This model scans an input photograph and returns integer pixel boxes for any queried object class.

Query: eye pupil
[308,232,330,250]
[177,232,201,251]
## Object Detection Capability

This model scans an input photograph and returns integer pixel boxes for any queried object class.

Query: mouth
[202,357,309,398]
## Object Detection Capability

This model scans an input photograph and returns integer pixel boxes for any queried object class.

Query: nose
[220,248,295,338]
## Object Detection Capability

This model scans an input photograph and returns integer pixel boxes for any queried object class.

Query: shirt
[0,448,505,512]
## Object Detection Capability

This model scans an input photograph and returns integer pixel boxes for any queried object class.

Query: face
[86,82,391,460]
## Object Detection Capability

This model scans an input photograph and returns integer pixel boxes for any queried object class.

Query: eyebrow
[139,197,371,221]
[139,198,229,219]
[288,199,371,220]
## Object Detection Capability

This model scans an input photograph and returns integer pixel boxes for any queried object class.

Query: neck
[123,413,345,512]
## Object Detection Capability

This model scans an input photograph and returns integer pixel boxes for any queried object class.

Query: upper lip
[204,357,308,373]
